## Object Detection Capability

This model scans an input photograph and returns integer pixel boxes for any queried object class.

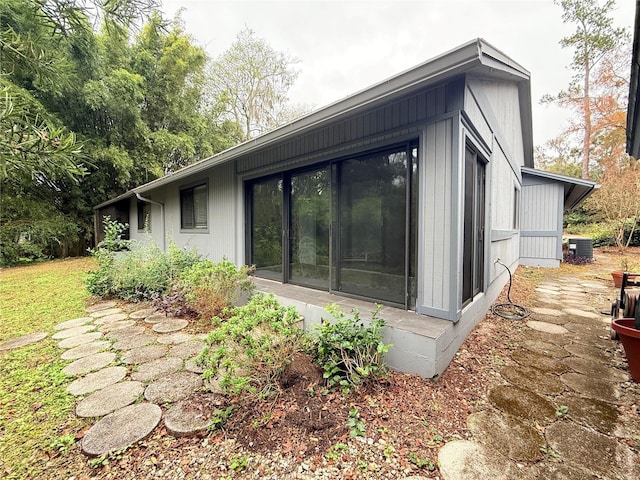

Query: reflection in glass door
[337,148,409,305]
[250,177,283,280]
[289,168,331,289]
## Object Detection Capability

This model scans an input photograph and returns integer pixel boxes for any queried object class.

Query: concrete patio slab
[81,403,161,456]
[562,308,601,320]
[560,372,626,404]
[511,350,568,374]
[438,440,523,480]
[564,356,630,383]
[557,393,620,435]
[76,381,145,418]
[500,364,565,395]
[521,339,569,358]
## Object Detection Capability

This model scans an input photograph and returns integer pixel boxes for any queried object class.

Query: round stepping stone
[112,334,158,351]
[86,301,118,313]
[54,317,94,331]
[538,283,561,291]
[93,313,129,325]
[145,313,171,324]
[501,364,565,395]
[105,326,146,341]
[467,410,544,461]
[511,350,568,374]
[168,340,204,359]
[61,341,111,360]
[526,321,569,335]
[545,421,632,479]
[562,308,601,320]
[121,344,168,365]
[564,343,614,361]
[63,352,117,376]
[76,381,145,418]
[488,385,556,423]
[153,318,189,333]
[131,357,183,383]
[144,371,203,404]
[522,339,568,358]
[437,440,519,479]
[531,307,564,317]
[81,403,161,456]
[536,288,561,295]
[157,332,194,345]
[66,366,127,396]
[52,324,96,339]
[185,357,205,374]
[58,332,103,349]
[89,308,123,318]
[564,356,629,383]
[99,320,137,333]
[559,393,620,435]
[560,372,624,404]
[0,332,48,351]
[129,308,156,319]
[579,281,607,290]
[164,393,225,437]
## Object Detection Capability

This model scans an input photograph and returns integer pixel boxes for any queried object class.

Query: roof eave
[521,167,599,210]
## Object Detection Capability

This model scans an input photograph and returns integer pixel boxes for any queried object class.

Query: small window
[513,186,520,230]
[137,201,151,232]
[180,183,208,230]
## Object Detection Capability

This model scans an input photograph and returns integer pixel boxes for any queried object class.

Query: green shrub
[177,258,255,319]
[199,293,302,398]
[310,304,391,393]
[86,219,201,301]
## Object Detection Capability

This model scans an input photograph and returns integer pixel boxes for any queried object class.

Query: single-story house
[95,39,596,378]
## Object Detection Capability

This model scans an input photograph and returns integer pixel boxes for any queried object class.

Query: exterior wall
[129,161,240,264]
[520,176,564,267]
[418,116,456,318]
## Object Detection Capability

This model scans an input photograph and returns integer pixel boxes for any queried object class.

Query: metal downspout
[135,193,166,251]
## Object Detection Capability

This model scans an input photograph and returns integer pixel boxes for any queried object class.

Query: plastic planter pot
[611,318,640,382]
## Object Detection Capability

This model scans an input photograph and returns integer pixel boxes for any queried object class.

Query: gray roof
[521,167,599,210]
[627,0,640,158]
[96,38,533,209]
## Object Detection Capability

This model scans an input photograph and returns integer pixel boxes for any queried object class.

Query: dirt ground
[43,247,640,479]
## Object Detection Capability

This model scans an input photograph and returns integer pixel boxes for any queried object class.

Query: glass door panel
[289,168,330,289]
[250,177,283,280]
[338,149,408,305]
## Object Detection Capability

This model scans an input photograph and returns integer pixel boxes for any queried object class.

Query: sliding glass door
[289,168,331,289]
[247,141,417,308]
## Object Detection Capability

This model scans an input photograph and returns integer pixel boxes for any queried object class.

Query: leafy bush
[199,293,302,398]
[177,259,255,319]
[86,218,201,301]
[309,304,391,393]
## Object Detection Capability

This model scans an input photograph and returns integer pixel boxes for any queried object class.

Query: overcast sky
[159,0,634,147]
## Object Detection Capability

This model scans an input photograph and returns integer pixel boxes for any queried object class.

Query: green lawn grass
[0,258,96,479]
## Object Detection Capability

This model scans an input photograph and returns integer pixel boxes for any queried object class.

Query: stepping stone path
[439,272,640,480]
[52,302,210,457]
